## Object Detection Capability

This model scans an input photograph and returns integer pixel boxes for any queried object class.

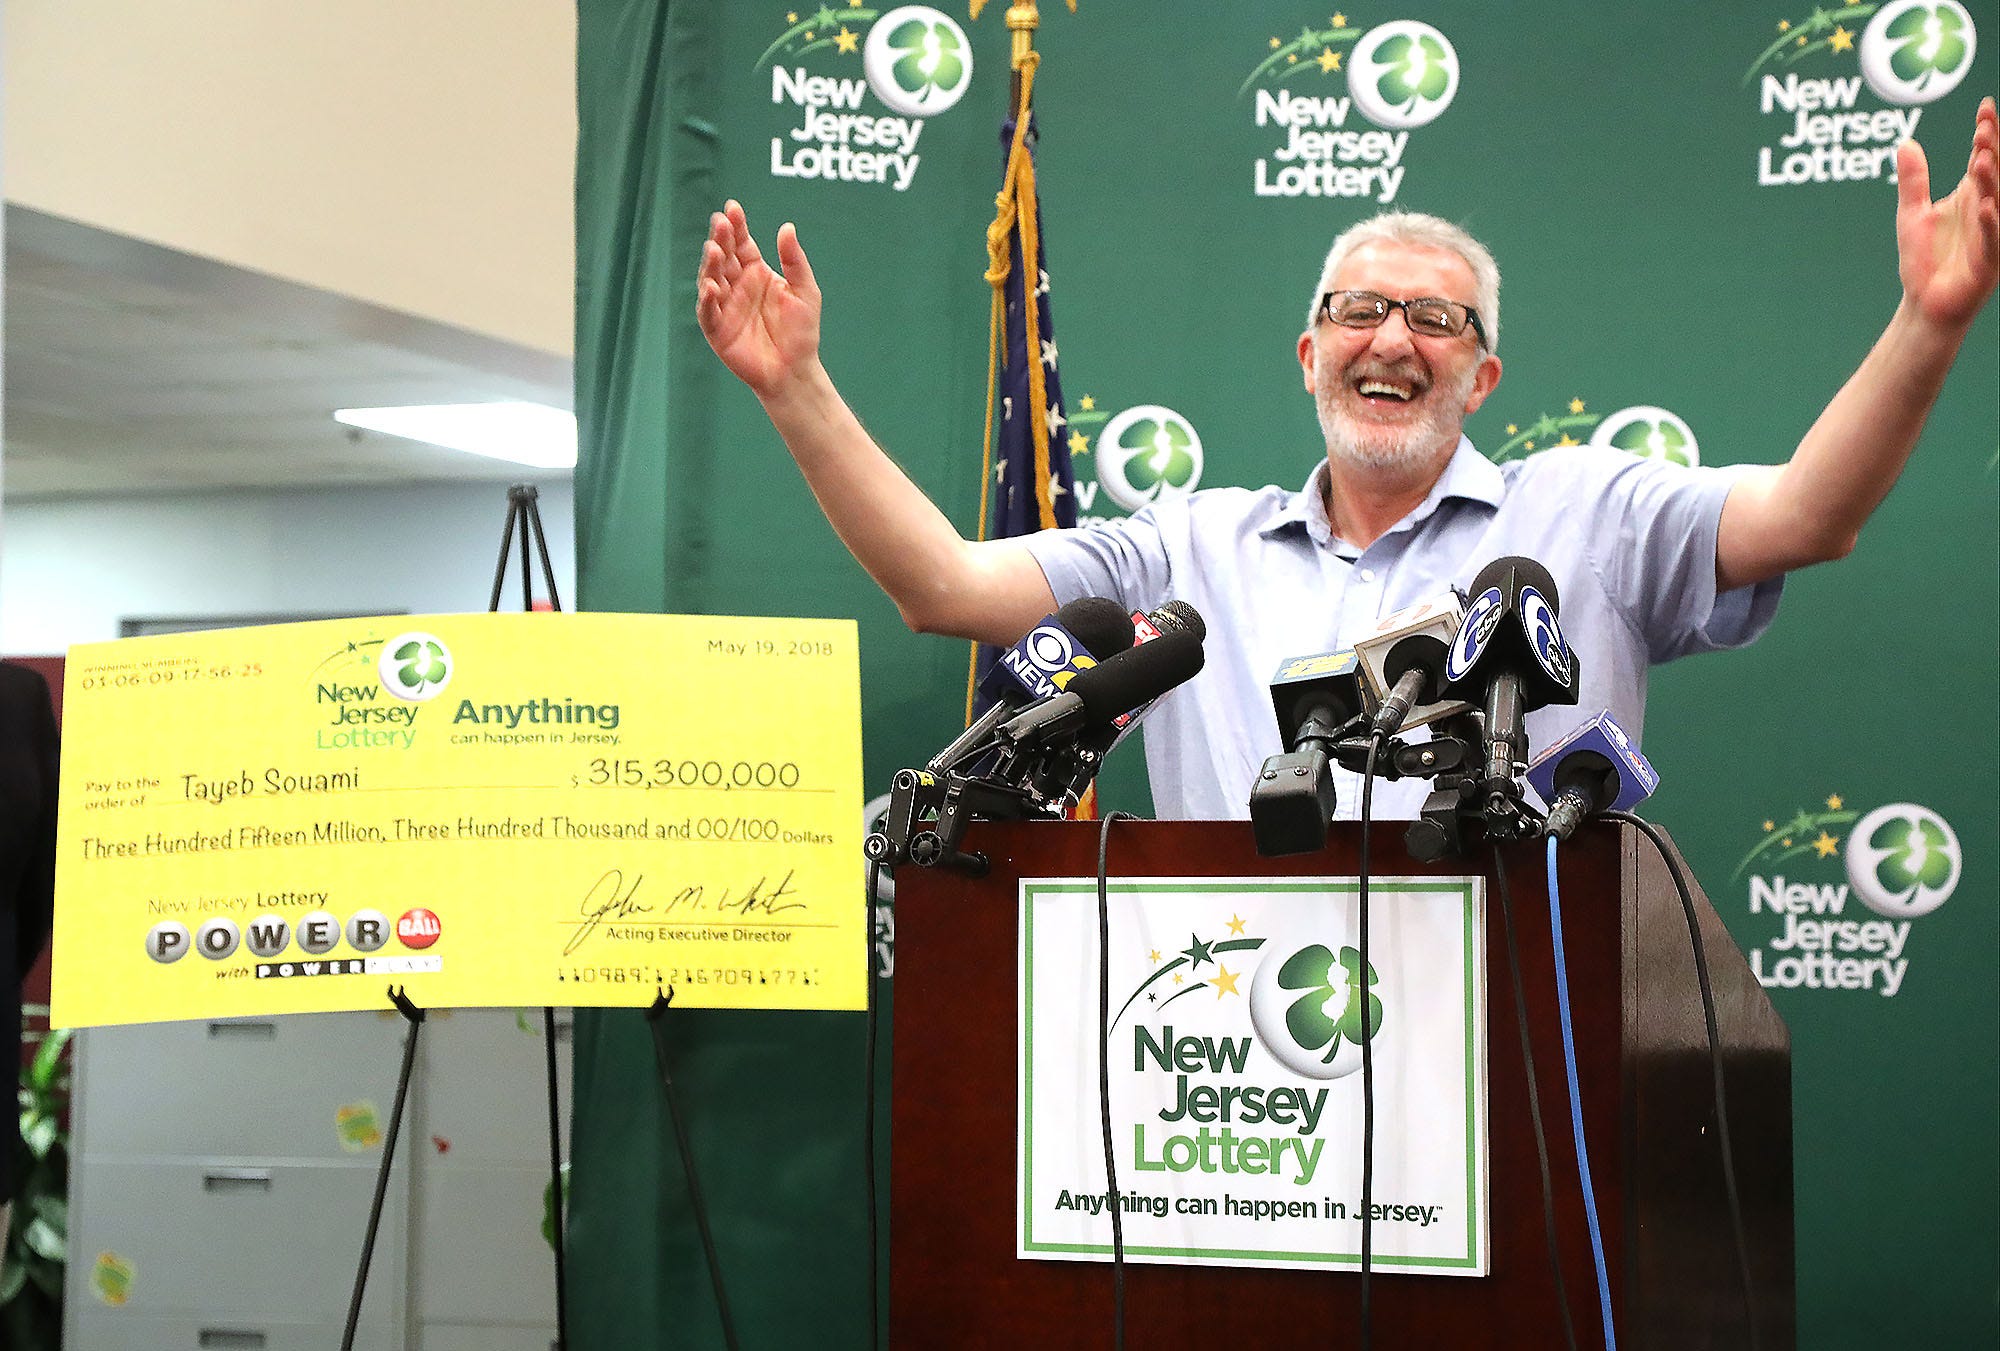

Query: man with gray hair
[696,99,1999,820]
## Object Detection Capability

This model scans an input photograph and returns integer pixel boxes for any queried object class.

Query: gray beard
[1315,361,1476,478]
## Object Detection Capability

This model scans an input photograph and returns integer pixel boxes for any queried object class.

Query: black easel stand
[489,483,572,1349]
[341,988,425,1351]
[342,484,574,1350]
[647,987,743,1351]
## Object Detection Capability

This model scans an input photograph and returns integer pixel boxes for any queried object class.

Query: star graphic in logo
[1814,831,1840,858]
[1181,933,1216,971]
[1227,914,1248,936]
[1212,965,1242,998]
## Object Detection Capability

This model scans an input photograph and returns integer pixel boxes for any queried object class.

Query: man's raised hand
[1895,96,2000,331]
[696,201,823,399]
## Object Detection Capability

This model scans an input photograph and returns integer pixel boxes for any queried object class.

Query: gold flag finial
[969,2,1077,67]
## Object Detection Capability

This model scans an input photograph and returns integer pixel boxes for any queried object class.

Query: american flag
[988,106,1078,538]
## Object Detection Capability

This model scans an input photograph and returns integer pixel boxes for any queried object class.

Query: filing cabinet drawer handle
[198,1330,268,1349]
[206,1021,277,1039]
[201,1170,272,1193]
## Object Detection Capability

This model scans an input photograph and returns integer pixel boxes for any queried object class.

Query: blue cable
[1547,835,1617,1351]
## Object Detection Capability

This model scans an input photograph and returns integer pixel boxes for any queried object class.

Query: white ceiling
[2,205,573,500]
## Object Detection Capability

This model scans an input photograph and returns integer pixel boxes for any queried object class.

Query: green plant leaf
[21,1221,60,1264]
[29,1197,65,1234]
[20,1118,54,1159]
[27,1028,70,1094]
[0,1260,26,1305]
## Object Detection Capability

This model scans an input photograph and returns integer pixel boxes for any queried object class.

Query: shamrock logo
[336,1103,384,1153]
[1859,1,1977,106]
[1885,4,1971,86]
[1845,802,1961,919]
[1097,404,1205,512]
[1868,814,1954,891]
[395,641,447,690]
[1590,405,1701,467]
[1117,419,1197,495]
[377,630,454,702]
[884,16,963,99]
[1608,417,1692,466]
[1277,943,1383,1066]
[1374,32,1451,111]
[863,7,974,118]
[93,1254,134,1307]
[1348,20,1460,130]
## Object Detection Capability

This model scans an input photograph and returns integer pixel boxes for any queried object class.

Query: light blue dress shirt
[1022,438,1783,821]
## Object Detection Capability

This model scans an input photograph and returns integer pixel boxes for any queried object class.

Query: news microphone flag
[1527,711,1659,840]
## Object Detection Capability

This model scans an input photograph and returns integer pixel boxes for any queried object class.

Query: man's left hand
[1896,96,2000,330]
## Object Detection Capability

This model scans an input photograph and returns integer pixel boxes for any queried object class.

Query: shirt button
[1358,568,1376,582]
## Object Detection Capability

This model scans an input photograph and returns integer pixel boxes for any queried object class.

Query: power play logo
[756,5,974,191]
[1239,13,1461,202]
[1745,1,1977,188]
[1736,795,1962,997]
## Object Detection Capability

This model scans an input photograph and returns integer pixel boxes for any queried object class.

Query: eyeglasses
[1320,290,1488,349]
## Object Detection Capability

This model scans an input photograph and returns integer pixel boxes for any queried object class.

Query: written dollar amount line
[571,758,808,791]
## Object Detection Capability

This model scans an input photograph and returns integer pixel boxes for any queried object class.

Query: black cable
[1604,811,1761,1351]
[1357,733,1381,1349]
[864,857,883,1351]
[1492,846,1581,1351]
[1096,808,1137,1351]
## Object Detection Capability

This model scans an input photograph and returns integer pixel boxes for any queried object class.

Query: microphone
[1132,598,1207,644]
[1438,556,1581,812]
[1267,649,1372,751]
[1527,712,1658,840]
[1250,650,1370,858]
[930,596,1135,770]
[995,629,1206,751]
[1354,592,1472,737]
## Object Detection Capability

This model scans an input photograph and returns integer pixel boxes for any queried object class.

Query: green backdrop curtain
[569,3,1998,1346]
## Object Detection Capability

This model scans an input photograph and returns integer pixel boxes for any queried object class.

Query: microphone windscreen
[1148,599,1207,643]
[1469,554,1562,613]
[1071,631,1206,727]
[1053,596,1139,658]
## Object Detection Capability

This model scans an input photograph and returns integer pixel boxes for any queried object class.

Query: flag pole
[965,1,1078,725]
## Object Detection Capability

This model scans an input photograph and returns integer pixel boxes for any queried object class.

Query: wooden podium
[890,820,1793,1349]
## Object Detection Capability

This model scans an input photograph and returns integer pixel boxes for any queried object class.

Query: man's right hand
[697,200,822,400]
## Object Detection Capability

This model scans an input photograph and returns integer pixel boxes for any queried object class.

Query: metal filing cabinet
[66,1008,570,1351]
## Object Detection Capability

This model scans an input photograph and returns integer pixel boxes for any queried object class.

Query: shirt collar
[1262,436,1504,549]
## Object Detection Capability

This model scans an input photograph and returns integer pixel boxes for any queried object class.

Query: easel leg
[342,987,425,1351]
[647,989,742,1351]
[544,1006,570,1351]
[490,484,571,1349]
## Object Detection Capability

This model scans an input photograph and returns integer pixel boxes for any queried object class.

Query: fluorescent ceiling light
[334,401,577,469]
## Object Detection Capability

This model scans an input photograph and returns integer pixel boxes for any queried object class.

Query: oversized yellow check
[52,613,864,1026]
